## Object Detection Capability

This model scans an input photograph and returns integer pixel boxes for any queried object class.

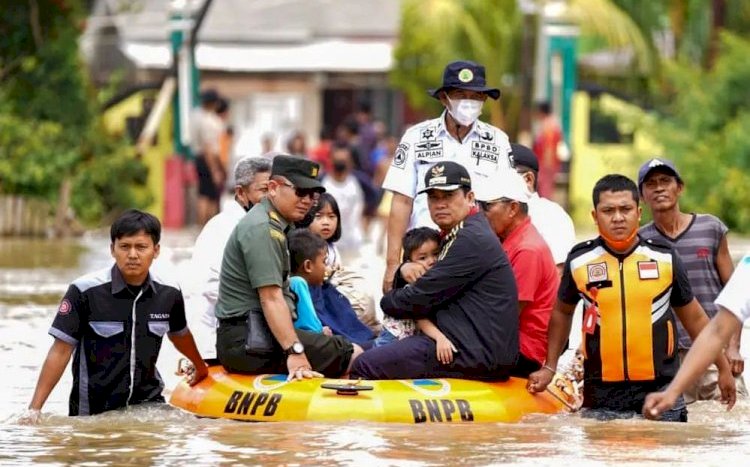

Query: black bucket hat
[428,60,501,100]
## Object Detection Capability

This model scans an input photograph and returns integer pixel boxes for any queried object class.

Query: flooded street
[2,230,750,466]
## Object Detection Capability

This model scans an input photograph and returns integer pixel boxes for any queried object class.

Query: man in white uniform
[510,143,576,272]
[186,157,271,360]
[382,60,515,292]
[643,254,750,418]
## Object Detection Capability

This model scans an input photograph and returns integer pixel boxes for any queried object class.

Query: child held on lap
[377,227,458,364]
[287,229,332,336]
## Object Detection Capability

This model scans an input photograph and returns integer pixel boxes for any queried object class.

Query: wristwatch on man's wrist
[284,341,305,356]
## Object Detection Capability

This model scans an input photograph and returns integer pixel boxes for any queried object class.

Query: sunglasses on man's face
[279,181,320,201]
[478,199,512,212]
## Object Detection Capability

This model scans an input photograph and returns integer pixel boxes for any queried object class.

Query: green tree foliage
[0,0,150,228]
[657,32,750,231]
[390,0,521,129]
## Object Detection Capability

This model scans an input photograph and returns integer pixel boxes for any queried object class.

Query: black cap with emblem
[510,143,539,172]
[271,155,325,191]
[428,60,501,100]
[418,161,473,194]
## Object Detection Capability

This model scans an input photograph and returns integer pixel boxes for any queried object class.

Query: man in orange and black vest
[527,174,736,421]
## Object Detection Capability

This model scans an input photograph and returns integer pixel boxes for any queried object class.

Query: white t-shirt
[715,254,750,323]
[382,112,514,228]
[189,107,223,155]
[184,199,246,358]
[527,192,576,265]
[323,175,364,254]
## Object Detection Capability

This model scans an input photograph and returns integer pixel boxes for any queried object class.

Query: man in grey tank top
[638,158,747,402]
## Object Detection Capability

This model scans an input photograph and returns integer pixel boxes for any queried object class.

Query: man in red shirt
[475,170,560,376]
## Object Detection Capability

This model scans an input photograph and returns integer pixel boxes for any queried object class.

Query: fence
[0,195,51,237]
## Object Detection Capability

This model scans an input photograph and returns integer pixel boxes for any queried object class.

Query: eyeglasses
[279,181,321,201]
[478,199,511,212]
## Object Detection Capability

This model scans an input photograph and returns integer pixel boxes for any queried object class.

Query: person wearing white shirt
[510,143,576,272]
[190,90,227,226]
[322,145,365,257]
[643,253,750,418]
[186,157,271,360]
[381,60,515,292]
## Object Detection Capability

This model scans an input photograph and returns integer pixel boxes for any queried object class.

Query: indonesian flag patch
[637,261,659,280]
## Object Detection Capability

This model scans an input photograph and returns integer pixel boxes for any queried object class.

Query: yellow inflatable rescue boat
[169,365,581,423]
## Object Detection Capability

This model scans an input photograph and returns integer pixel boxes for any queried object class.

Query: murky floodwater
[2,231,750,466]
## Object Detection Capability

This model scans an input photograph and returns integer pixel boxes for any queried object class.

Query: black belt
[218,315,247,325]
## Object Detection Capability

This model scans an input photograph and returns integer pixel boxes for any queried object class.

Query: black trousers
[216,319,354,377]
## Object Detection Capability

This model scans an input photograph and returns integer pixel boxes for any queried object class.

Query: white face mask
[446,96,483,126]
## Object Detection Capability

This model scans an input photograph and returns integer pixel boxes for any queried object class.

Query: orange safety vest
[564,238,681,383]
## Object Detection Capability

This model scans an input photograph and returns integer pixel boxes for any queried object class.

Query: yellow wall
[568,92,662,226]
[102,92,173,220]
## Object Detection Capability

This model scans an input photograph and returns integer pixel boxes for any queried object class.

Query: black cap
[510,143,539,172]
[418,162,472,194]
[637,157,682,191]
[428,60,501,100]
[200,89,219,104]
[271,155,325,191]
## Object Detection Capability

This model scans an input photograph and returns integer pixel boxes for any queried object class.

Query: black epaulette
[569,238,597,254]
[641,237,672,252]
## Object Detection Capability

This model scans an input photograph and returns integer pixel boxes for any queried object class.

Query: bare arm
[28,339,74,412]
[168,330,209,385]
[715,236,743,373]
[674,298,736,407]
[644,308,742,418]
[527,300,576,392]
[674,299,733,374]
[258,285,320,381]
[383,192,413,293]
[416,318,447,341]
[417,318,457,365]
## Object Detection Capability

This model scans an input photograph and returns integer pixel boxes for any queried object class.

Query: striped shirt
[639,214,728,349]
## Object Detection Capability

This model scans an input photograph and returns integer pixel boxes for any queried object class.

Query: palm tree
[390,0,657,134]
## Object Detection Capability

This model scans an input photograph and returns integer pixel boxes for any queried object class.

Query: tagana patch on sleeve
[58,298,72,315]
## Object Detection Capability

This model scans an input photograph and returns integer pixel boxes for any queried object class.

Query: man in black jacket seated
[351,162,519,380]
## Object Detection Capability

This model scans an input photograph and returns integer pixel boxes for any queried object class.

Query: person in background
[260,132,276,155]
[355,101,378,176]
[475,170,559,377]
[287,229,332,336]
[216,97,233,179]
[322,145,365,259]
[380,60,515,293]
[644,254,750,419]
[299,193,380,334]
[638,157,746,402]
[532,101,563,199]
[286,130,308,158]
[25,210,207,421]
[309,126,333,173]
[186,157,271,361]
[527,174,736,422]
[191,89,226,226]
[510,143,575,272]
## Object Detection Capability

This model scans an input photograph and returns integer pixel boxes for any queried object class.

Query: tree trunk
[53,179,72,238]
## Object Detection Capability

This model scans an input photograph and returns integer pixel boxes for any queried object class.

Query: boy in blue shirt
[288,229,331,335]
